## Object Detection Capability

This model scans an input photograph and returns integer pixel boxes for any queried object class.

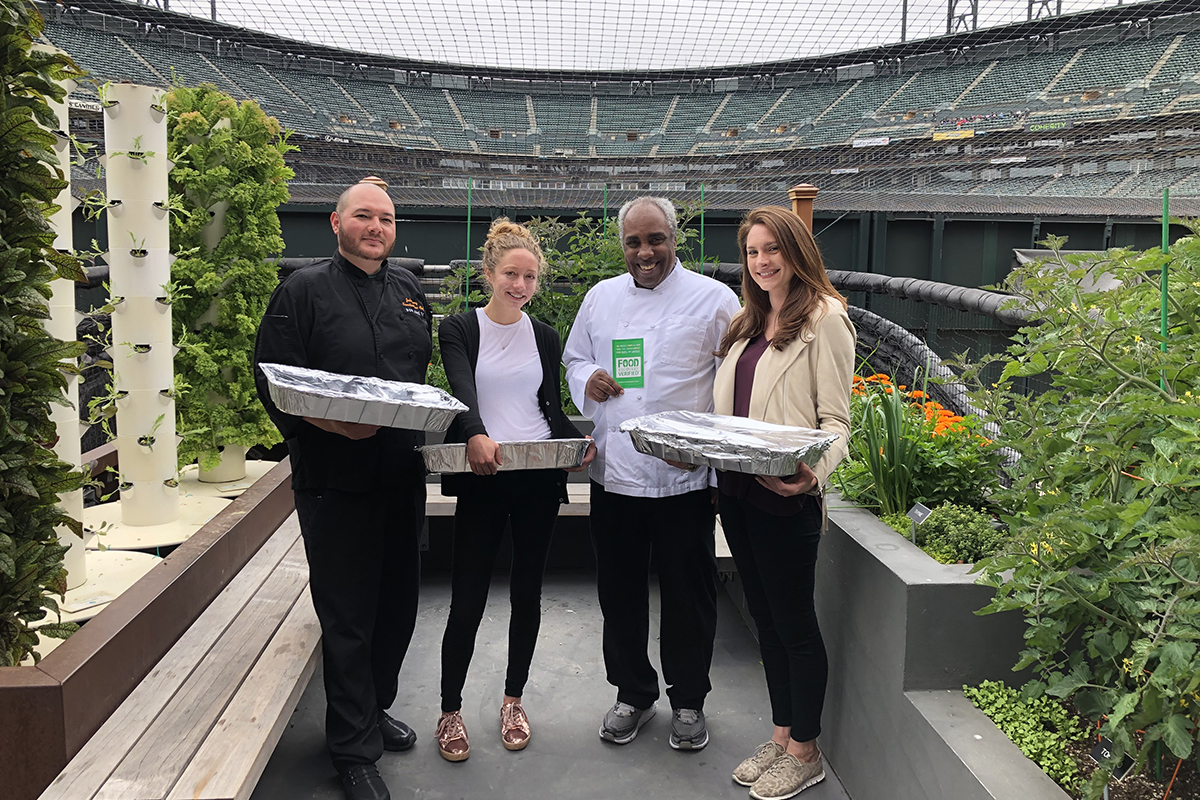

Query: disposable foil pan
[259,362,467,432]
[619,410,839,477]
[419,439,590,473]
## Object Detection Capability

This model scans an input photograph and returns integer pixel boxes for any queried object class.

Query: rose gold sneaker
[436,711,470,762]
[500,702,531,751]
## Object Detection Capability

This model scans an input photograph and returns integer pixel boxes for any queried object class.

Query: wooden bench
[40,513,320,800]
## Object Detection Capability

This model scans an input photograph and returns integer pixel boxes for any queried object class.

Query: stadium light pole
[902,0,908,42]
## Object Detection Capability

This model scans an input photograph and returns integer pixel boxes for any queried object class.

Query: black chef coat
[254,251,433,492]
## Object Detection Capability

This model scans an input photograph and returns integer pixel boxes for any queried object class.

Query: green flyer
[612,338,645,389]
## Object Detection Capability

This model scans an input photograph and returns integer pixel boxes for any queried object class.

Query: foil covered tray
[259,362,467,432]
[619,410,839,477]
[420,438,590,473]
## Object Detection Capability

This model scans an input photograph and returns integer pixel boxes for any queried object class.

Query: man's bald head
[336,181,393,214]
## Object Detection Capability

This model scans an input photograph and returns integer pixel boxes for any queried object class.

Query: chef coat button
[650,324,656,329]
[609,426,616,432]
[623,321,629,327]
[637,395,642,401]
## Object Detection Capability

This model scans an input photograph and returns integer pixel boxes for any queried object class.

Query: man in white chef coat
[564,196,741,752]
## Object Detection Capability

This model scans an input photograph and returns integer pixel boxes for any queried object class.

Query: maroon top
[718,334,808,517]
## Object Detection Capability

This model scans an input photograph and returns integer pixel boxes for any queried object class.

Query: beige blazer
[713,296,856,490]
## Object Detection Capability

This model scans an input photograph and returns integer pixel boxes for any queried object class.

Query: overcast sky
[163,0,1127,72]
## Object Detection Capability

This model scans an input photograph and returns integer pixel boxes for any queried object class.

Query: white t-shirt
[474,308,553,442]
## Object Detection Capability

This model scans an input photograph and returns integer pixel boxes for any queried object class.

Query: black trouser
[718,493,826,743]
[590,481,717,711]
[440,470,563,712]
[294,484,422,771]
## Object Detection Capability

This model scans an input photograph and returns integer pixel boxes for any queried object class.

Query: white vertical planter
[104,83,179,527]
[38,50,86,589]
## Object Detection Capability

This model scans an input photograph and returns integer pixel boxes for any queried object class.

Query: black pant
[440,470,562,712]
[718,493,826,743]
[590,481,717,711]
[294,484,422,771]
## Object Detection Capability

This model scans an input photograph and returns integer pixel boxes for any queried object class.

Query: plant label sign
[1089,736,1135,780]
[612,338,645,389]
[907,502,932,525]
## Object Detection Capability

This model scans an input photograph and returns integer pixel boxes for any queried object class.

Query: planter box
[0,460,296,800]
[721,496,1070,800]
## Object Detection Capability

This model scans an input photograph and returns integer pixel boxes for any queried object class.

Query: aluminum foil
[259,362,467,432]
[420,438,590,473]
[619,410,839,477]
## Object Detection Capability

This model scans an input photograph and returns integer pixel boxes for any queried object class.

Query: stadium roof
[60,0,1200,80]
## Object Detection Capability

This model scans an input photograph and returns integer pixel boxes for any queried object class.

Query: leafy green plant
[916,503,1005,564]
[964,680,1088,790]
[165,83,295,471]
[967,234,1200,796]
[0,0,89,666]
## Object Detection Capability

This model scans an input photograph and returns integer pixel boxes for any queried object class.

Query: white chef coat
[564,262,741,498]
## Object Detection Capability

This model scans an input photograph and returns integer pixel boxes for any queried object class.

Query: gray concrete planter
[721,497,1071,800]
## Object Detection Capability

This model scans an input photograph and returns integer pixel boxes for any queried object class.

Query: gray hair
[617,197,678,241]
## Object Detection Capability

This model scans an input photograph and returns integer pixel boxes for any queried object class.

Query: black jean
[440,470,563,712]
[294,483,422,771]
[718,493,826,743]
[590,481,717,711]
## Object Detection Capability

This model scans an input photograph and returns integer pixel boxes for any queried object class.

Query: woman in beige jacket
[712,206,855,800]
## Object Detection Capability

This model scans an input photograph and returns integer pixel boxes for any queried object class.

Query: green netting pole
[1161,187,1169,392]
[700,183,706,269]
[603,184,608,226]
[465,177,472,307]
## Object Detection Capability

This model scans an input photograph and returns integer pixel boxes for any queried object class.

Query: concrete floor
[252,572,849,800]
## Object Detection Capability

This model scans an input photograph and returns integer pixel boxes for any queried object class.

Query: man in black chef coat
[254,180,431,800]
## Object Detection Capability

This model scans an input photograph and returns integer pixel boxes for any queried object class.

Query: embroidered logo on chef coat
[401,297,427,319]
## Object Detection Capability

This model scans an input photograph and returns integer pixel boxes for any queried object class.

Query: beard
[338,229,394,263]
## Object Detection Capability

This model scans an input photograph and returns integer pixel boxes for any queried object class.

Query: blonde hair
[481,217,544,290]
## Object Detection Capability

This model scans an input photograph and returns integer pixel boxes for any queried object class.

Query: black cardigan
[438,310,583,500]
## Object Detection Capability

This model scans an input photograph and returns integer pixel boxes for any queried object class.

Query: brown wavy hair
[715,206,846,357]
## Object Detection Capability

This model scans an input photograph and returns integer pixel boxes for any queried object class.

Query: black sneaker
[599,700,656,744]
[378,711,416,752]
[340,764,390,800]
[669,708,709,751]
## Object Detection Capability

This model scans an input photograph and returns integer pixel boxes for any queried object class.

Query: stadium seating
[1153,32,1200,85]
[595,95,674,134]
[881,63,989,113]
[958,48,1077,108]
[452,91,531,134]
[43,24,163,87]
[1033,173,1126,196]
[760,82,857,128]
[1052,36,1173,94]
[711,90,785,131]
[822,75,909,121]
[531,94,592,154]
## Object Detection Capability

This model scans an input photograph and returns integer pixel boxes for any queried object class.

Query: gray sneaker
[750,751,826,800]
[669,708,709,751]
[599,701,656,744]
[732,740,786,785]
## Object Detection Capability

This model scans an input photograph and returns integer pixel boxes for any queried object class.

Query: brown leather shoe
[500,702,531,751]
[436,711,470,762]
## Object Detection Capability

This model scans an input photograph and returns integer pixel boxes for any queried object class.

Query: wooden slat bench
[40,513,321,800]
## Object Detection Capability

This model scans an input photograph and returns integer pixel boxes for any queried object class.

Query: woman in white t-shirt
[434,218,595,762]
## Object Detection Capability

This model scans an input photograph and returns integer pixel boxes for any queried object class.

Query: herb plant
[963,680,1088,790]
